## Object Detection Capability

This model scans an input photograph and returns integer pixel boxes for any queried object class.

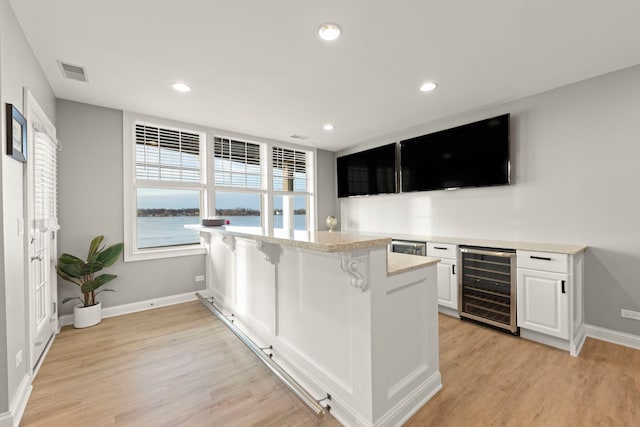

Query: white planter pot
[73,302,102,328]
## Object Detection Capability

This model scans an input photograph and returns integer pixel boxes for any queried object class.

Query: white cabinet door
[437,259,457,310]
[517,268,569,339]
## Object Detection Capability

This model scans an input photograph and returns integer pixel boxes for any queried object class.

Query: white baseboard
[375,371,443,427]
[520,328,570,353]
[9,374,32,427]
[0,412,12,427]
[437,305,460,319]
[585,324,640,350]
[59,291,202,326]
[570,324,587,357]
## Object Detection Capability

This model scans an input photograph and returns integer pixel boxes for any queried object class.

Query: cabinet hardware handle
[561,280,566,294]
[434,246,448,250]
[530,255,552,261]
[452,265,456,275]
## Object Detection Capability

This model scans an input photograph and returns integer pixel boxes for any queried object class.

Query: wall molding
[0,412,12,427]
[9,374,31,427]
[59,291,201,326]
[585,324,640,350]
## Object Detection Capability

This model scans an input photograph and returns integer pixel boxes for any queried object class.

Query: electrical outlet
[15,350,22,367]
[195,275,205,282]
[621,309,640,320]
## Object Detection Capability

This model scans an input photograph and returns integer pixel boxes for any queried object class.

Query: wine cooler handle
[452,264,455,275]
[561,280,566,294]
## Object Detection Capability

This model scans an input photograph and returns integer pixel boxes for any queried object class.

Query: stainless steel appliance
[458,247,518,334]
[390,239,427,256]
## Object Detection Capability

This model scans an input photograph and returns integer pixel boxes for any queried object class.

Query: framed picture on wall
[6,103,27,163]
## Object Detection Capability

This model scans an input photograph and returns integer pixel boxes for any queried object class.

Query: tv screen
[400,114,510,192]
[337,143,397,198]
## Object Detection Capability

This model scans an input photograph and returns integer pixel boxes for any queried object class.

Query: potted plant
[56,235,124,328]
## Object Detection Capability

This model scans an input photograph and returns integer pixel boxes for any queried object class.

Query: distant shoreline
[137,208,199,217]
[137,208,306,217]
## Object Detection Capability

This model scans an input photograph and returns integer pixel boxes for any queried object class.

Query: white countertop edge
[187,225,392,253]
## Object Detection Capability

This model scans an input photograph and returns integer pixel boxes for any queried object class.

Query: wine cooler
[458,247,518,334]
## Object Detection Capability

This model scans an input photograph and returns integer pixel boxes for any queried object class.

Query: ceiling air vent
[58,61,88,82]
[290,134,309,140]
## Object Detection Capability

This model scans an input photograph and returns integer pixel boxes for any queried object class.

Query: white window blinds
[34,132,58,230]
[135,123,201,183]
[213,136,262,189]
[272,147,309,192]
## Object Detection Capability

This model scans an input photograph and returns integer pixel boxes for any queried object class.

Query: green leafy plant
[56,235,124,307]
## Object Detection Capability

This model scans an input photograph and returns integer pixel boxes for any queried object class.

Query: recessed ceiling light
[172,82,191,92]
[323,123,335,131]
[318,23,341,41]
[420,82,438,92]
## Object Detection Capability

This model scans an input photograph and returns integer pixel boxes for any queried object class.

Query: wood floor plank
[21,302,640,426]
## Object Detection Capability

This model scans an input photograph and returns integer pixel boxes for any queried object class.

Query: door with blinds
[28,119,59,368]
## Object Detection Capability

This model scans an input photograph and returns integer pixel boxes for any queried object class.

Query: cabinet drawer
[427,242,457,259]
[517,250,569,273]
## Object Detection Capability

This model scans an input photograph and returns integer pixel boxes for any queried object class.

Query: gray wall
[315,149,338,230]
[0,0,56,415]
[340,65,640,336]
[56,100,205,316]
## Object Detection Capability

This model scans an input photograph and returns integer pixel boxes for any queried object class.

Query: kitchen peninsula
[187,226,441,427]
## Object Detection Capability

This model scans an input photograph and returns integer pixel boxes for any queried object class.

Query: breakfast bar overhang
[188,226,441,427]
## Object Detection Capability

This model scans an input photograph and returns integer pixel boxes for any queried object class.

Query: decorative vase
[73,302,102,328]
[325,215,338,232]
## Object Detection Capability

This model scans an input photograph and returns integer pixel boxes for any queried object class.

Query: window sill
[124,244,206,262]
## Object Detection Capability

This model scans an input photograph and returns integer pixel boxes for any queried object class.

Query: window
[33,131,59,231]
[124,113,317,261]
[124,114,206,261]
[211,136,265,232]
[272,146,313,238]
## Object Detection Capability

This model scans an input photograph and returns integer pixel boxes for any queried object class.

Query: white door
[27,109,59,368]
[517,268,569,339]
[436,259,457,310]
[29,220,55,366]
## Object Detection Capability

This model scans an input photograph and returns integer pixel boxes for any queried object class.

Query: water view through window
[137,190,309,249]
[136,188,200,249]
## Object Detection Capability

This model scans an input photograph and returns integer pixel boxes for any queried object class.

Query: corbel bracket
[198,231,212,245]
[339,252,369,292]
[222,235,236,252]
[256,241,280,265]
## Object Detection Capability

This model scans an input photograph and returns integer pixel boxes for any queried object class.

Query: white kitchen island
[188,226,441,427]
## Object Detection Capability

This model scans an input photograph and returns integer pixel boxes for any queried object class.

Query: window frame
[271,146,314,237]
[124,113,318,262]
[123,112,207,261]
[207,135,268,233]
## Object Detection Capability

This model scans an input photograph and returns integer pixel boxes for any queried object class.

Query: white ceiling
[9,0,640,151]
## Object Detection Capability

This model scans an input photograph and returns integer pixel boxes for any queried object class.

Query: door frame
[23,88,59,376]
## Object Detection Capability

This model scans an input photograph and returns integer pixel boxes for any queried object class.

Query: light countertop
[387,252,440,275]
[378,232,586,255]
[187,225,392,253]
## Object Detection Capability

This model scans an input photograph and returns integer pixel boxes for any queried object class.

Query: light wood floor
[21,302,639,426]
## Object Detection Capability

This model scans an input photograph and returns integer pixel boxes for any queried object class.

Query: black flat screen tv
[337,143,397,198]
[400,114,510,192]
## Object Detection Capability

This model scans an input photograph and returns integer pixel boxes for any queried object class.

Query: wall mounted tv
[400,114,510,192]
[337,143,397,198]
